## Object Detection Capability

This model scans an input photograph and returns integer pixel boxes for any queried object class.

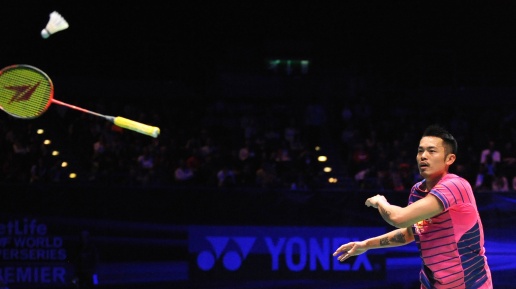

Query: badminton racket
[0,64,160,138]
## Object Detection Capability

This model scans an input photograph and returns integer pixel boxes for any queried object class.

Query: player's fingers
[333,244,349,256]
[340,245,354,257]
[334,243,355,256]
[338,252,351,262]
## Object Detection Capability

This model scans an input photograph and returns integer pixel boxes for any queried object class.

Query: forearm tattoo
[379,231,406,246]
[379,237,390,246]
[379,207,392,225]
[391,231,406,243]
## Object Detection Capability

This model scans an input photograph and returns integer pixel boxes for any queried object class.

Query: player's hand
[365,194,387,208]
[333,241,368,262]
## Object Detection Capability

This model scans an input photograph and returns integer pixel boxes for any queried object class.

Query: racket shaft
[113,116,160,138]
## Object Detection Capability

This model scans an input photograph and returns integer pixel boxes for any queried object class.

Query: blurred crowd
[1,90,516,193]
[336,96,516,193]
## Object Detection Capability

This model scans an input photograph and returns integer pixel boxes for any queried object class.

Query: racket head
[0,64,54,119]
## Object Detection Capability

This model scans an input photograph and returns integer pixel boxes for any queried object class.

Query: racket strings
[5,81,41,104]
[0,66,53,119]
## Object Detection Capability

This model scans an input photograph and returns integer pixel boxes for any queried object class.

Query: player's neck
[424,172,448,191]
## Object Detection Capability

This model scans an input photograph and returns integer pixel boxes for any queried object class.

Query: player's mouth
[419,162,429,169]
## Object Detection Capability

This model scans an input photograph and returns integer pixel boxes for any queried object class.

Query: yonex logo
[6,81,40,104]
[189,226,386,279]
[197,236,256,271]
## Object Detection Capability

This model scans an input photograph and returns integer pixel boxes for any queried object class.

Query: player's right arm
[333,227,414,262]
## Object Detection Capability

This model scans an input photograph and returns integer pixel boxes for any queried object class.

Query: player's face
[417,136,452,179]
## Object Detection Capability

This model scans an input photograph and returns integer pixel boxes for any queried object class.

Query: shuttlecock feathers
[41,11,69,39]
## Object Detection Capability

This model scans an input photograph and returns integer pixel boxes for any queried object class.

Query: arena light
[318,155,327,162]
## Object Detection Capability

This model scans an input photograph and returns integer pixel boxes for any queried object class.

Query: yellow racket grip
[113,116,160,138]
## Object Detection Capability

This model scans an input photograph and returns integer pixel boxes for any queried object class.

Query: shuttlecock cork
[41,11,69,39]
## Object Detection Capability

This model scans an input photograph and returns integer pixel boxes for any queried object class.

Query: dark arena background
[1,1,515,289]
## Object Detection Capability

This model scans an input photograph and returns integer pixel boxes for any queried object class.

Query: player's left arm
[366,194,444,229]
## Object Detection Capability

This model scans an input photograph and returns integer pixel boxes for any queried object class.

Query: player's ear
[446,153,456,165]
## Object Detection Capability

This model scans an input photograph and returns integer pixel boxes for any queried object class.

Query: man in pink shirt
[334,124,492,289]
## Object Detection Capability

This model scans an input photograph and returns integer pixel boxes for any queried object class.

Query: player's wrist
[377,197,389,207]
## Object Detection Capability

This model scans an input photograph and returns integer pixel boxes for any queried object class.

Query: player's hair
[422,124,458,155]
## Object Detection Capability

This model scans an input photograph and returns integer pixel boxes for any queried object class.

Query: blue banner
[188,226,387,281]
[0,218,72,288]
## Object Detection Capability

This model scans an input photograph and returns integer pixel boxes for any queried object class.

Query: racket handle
[113,116,160,138]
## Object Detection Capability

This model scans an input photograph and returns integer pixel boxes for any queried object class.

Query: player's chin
[418,170,430,178]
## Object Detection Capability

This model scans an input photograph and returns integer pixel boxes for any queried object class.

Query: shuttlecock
[41,11,69,39]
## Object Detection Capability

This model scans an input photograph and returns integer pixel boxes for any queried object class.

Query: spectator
[501,141,516,187]
[237,140,258,186]
[304,97,327,147]
[30,157,48,183]
[174,159,194,184]
[216,165,237,188]
[350,143,371,176]
[479,140,501,172]
[284,117,301,148]
[136,147,155,184]
[256,160,280,189]
[492,171,509,192]
[475,155,497,191]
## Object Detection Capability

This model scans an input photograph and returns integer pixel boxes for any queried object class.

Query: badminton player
[334,124,492,289]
